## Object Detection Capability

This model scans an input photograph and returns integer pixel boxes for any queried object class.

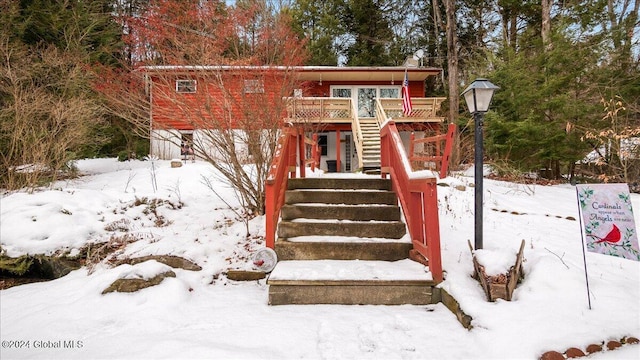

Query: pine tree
[343,0,394,66]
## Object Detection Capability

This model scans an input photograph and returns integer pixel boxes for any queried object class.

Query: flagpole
[575,187,592,310]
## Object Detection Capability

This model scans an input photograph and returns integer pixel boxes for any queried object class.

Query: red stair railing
[265,127,319,249]
[408,123,456,179]
[380,120,443,283]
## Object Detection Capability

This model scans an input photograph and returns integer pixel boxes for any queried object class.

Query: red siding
[151,70,428,130]
[151,72,289,131]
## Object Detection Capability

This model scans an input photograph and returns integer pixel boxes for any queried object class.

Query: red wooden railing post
[409,132,415,170]
[439,123,456,179]
[298,128,306,178]
[422,179,443,283]
[265,182,276,249]
[312,133,318,171]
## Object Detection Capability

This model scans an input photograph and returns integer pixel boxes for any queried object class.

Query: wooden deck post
[336,129,341,172]
[298,128,306,178]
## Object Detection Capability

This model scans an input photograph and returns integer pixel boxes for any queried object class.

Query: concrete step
[275,237,412,261]
[277,220,406,239]
[285,190,396,205]
[281,204,400,221]
[287,178,390,191]
[268,260,436,305]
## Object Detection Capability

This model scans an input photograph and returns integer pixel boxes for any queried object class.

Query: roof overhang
[137,65,441,82]
[294,66,440,82]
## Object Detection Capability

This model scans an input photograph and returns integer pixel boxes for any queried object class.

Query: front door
[357,88,377,118]
[332,86,401,118]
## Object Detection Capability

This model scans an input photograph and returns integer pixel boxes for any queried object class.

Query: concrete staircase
[268,177,437,305]
[359,119,382,171]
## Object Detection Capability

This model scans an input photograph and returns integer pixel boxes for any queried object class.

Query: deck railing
[285,97,446,124]
[380,120,443,283]
[285,97,353,123]
[378,97,446,122]
[265,126,318,248]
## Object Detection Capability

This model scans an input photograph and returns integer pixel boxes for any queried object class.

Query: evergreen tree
[17,0,124,65]
[286,0,344,65]
[486,26,603,179]
[343,0,394,66]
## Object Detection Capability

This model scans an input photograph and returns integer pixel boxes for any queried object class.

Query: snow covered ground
[1,158,639,359]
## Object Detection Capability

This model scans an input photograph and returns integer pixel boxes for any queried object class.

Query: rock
[0,255,34,276]
[586,344,602,354]
[624,337,639,344]
[606,340,622,351]
[565,347,585,358]
[454,185,467,192]
[0,255,81,279]
[226,270,266,281]
[116,255,201,271]
[539,350,564,360]
[171,160,182,168]
[35,257,82,279]
[102,270,176,294]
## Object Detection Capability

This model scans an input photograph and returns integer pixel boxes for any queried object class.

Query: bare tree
[0,40,105,191]
[444,0,459,124]
[97,1,307,215]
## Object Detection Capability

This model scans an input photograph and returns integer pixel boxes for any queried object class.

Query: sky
[1,158,639,359]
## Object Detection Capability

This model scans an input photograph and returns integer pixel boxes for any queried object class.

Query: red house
[140,65,446,172]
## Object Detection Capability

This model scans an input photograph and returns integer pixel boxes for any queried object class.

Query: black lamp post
[461,79,499,250]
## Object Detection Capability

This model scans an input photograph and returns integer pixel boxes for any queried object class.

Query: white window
[244,79,264,94]
[176,79,196,93]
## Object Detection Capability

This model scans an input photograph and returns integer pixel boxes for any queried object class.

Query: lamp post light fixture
[461,78,499,250]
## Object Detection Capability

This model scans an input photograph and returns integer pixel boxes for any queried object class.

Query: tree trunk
[444,0,459,123]
[541,0,552,50]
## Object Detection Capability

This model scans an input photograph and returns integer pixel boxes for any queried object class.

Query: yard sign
[576,183,639,261]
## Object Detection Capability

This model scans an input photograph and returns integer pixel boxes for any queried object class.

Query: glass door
[357,88,376,118]
[330,86,401,118]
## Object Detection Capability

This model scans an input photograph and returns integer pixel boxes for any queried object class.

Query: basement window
[176,79,197,93]
[318,135,328,156]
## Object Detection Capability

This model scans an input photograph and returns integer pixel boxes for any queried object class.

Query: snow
[1,158,639,359]
[269,259,432,282]
[473,247,519,276]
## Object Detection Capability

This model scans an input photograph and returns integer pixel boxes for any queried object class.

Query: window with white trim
[176,79,197,93]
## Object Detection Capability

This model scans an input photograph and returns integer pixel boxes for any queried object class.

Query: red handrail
[265,127,319,248]
[408,123,456,178]
[380,120,443,283]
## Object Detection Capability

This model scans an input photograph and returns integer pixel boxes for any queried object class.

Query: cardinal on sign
[589,224,621,244]
[253,259,265,267]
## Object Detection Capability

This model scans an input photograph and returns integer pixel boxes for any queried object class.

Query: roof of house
[137,65,441,82]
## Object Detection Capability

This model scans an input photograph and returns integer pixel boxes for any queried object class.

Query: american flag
[402,70,412,116]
